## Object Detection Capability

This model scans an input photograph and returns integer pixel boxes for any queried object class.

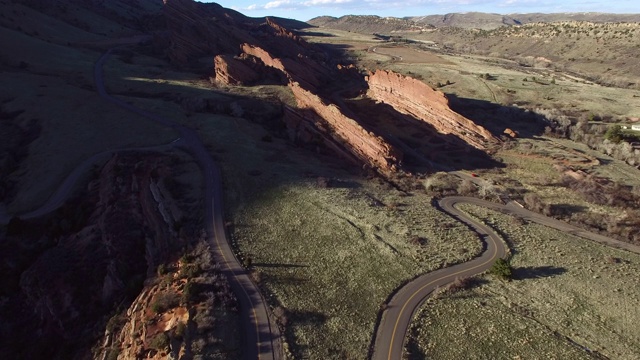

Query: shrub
[106,347,120,360]
[604,125,623,143]
[151,292,180,314]
[180,263,202,279]
[148,332,170,351]
[182,281,198,304]
[173,321,186,339]
[490,258,513,280]
[157,263,168,276]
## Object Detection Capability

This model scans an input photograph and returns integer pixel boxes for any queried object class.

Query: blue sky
[206,0,640,21]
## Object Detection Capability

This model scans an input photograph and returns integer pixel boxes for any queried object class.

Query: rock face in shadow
[0,154,187,359]
[162,0,254,66]
[366,70,498,149]
[241,43,326,90]
[287,82,403,174]
[214,55,259,85]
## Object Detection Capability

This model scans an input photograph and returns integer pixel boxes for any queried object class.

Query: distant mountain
[409,12,520,30]
[410,12,640,30]
[308,15,433,33]
[310,12,640,33]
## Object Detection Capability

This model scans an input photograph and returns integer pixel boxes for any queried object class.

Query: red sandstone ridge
[241,43,327,90]
[366,70,498,150]
[214,55,259,85]
[288,82,402,173]
[161,0,254,66]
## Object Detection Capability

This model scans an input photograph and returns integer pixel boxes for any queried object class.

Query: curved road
[5,46,639,360]
[2,47,281,359]
[95,49,281,360]
[372,196,640,360]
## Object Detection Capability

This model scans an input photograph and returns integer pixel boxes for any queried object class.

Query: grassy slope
[408,204,640,359]
[410,22,640,87]
[185,109,481,358]
[0,25,178,214]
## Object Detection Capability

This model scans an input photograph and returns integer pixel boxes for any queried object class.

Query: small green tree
[490,258,513,280]
[604,125,624,143]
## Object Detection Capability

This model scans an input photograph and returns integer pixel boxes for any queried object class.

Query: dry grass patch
[189,109,481,358]
[408,203,640,359]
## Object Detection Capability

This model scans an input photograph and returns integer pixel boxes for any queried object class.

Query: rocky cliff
[366,70,498,150]
[288,82,402,173]
[213,55,260,85]
[97,243,240,360]
[0,154,193,359]
[241,43,325,90]
[161,0,254,66]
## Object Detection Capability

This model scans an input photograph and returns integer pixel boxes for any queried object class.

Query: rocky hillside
[310,12,640,33]
[409,12,520,30]
[366,70,497,150]
[0,153,203,359]
[409,12,640,30]
[308,15,433,33]
[0,0,505,356]
[422,21,640,87]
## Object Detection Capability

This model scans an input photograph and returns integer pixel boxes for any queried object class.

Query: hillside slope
[410,12,640,30]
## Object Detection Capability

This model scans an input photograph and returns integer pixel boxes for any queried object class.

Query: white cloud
[264,0,294,9]
[302,0,354,5]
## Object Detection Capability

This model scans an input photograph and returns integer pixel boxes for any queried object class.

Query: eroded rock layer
[241,43,325,90]
[367,70,497,149]
[288,82,402,173]
[214,55,259,85]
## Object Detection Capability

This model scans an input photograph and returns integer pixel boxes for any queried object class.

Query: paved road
[95,49,281,360]
[2,47,280,360]
[371,195,640,360]
[0,142,182,223]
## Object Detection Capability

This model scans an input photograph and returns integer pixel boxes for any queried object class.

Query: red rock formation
[241,43,324,89]
[366,70,498,149]
[266,17,306,45]
[288,82,402,173]
[503,128,519,138]
[161,0,254,66]
[214,55,259,85]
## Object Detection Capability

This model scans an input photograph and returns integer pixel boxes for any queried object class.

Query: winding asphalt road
[1,47,280,359]
[95,49,281,360]
[5,46,640,360]
[371,195,640,360]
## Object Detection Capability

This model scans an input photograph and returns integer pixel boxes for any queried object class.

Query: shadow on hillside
[549,203,588,216]
[341,96,504,172]
[252,262,308,268]
[447,95,547,139]
[296,31,336,37]
[513,265,567,280]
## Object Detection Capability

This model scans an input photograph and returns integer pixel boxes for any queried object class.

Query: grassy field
[180,108,481,358]
[0,72,177,214]
[407,204,640,360]
[88,47,486,357]
[302,28,640,120]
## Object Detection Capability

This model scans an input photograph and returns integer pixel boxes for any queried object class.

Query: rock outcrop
[161,0,254,66]
[287,82,402,173]
[366,70,498,149]
[241,43,325,90]
[1,154,184,359]
[214,55,259,85]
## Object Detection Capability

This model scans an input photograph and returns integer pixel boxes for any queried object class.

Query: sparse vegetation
[407,204,640,359]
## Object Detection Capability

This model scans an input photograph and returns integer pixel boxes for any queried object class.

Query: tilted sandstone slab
[242,43,324,90]
[214,55,259,85]
[288,82,402,173]
[367,70,498,149]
